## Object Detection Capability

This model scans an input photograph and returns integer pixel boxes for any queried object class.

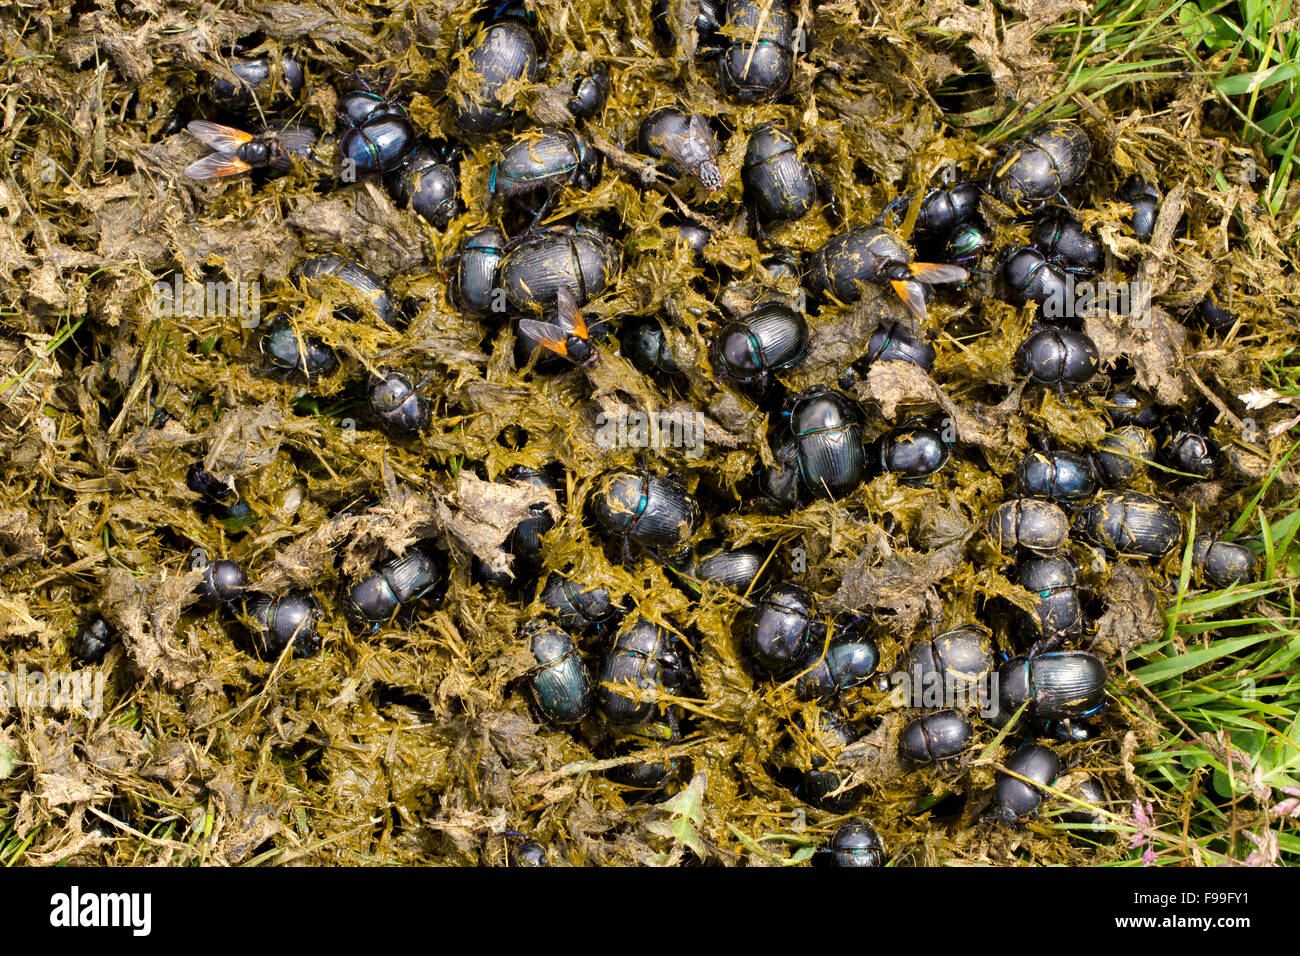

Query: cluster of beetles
[73,0,1265,865]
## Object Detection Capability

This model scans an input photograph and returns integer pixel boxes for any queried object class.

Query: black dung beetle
[194,558,248,609]
[1193,293,1236,332]
[1120,177,1161,242]
[184,120,319,180]
[1192,535,1258,588]
[346,547,443,631]
[694,544,769,593]
[621,318,681,377]
[511,838,550,867]
[828,821,885,867]
[208,53,304,113]
[503,465,564,572]
[257,315,340,384]
[1159,414,1220,478]
[946,222,991,265]
[1000,651,1107,721]
[752,439,804,512]
[515,287,607,371]
[993,744,1062,826]
[1074,491,1180,559]
[187,462,235,503]
[335,89,415,177]
[368,370,430,439]
[872,422,951,480]
[452,17,541,133]
[491,127,602,203]
[1092,424,1158,486]
[293,254,396,328]
[1031,212,1103,272]
[745,582,821,676]
[390,142,462,229]
[670,218,714,265]
[899,709,973,765]
[1104,386,1162,429]
[808,226,967,319]
[499,223,620,312]
[568,63,610,119]
[452,227,508,317]
[988,498,1071,553]
[606,716,688,802]
[521,619,593,726]
[71,617,115,666]
[1058,775,1111,839]
[795,622,880,701]
[539,574,625,634]
[989,121,1091,209]
[718,0,796,102]
[743,123,817,223]
[1015,449,1097,502]
[638,108,723,192]
[899,624,995,709]
[1002,246,1090,314]
[793,711,864,812]
[1016,553,1083,646]
[910,182,984,237]
[597,617,688,726]
[863,322,936,372]
[786,387,867,498]
[243,590,324,660]
[590,469,698,560]
[652,0,725,50]
[713,301,809,387]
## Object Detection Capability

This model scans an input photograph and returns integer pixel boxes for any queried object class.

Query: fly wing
[518,318,572,358]
[554,286,588,339]
[185,152,252,180]
[890,278,930,320]
[186,120,253,153]
[909,262,969,285]
[273,125,320,157]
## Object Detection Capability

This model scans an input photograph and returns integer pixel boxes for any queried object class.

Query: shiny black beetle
[1092,424,1158,486]
[988,498,1071,554]
[871,421,951,480]
[1121,177,1161,242]
[899,624,995,708]
[694,544,770,593]
[257,315,340,384]
[389,141,462,229]
[717,0,796,102]
[1192,535,1258,588]
[335,89,415,177]
[590,469,698,561]
[522,619,593,726]
[208,51,304,113]
[1031,212,1102,272]
[795,623,880,701]
[993,744,1062,826]
[862,322,936,372]
[568,63,610,119]
[451,15,541,133]
[828,821,885,867]
[346,547,443,631]
[989,121,1091,209]
[243,590,324,660]
[808,227,967,319]
[745,582,821,677]
[743,123,819,224]
[539,574,624,633]
[999,650,1107,721]
[1074,491,1180,558]
[621,318,681,377]
[1015,449,1097,502]
[597,617,689,726]
[71,617,115,666]
[786,387,867,498]
[293,254,396,328]
[499,223,619,312]
[368,370,430,439]
[1158,412,1220,478]
[451,227,508,317]
[194,558,249,609]
[490,127,602,207]
[899,710,973,765]
[1016,553,1083,647]
[714,301,809,387]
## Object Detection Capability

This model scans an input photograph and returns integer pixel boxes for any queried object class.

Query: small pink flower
[1269,786,1300,819]
[1142,845,1157,866]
